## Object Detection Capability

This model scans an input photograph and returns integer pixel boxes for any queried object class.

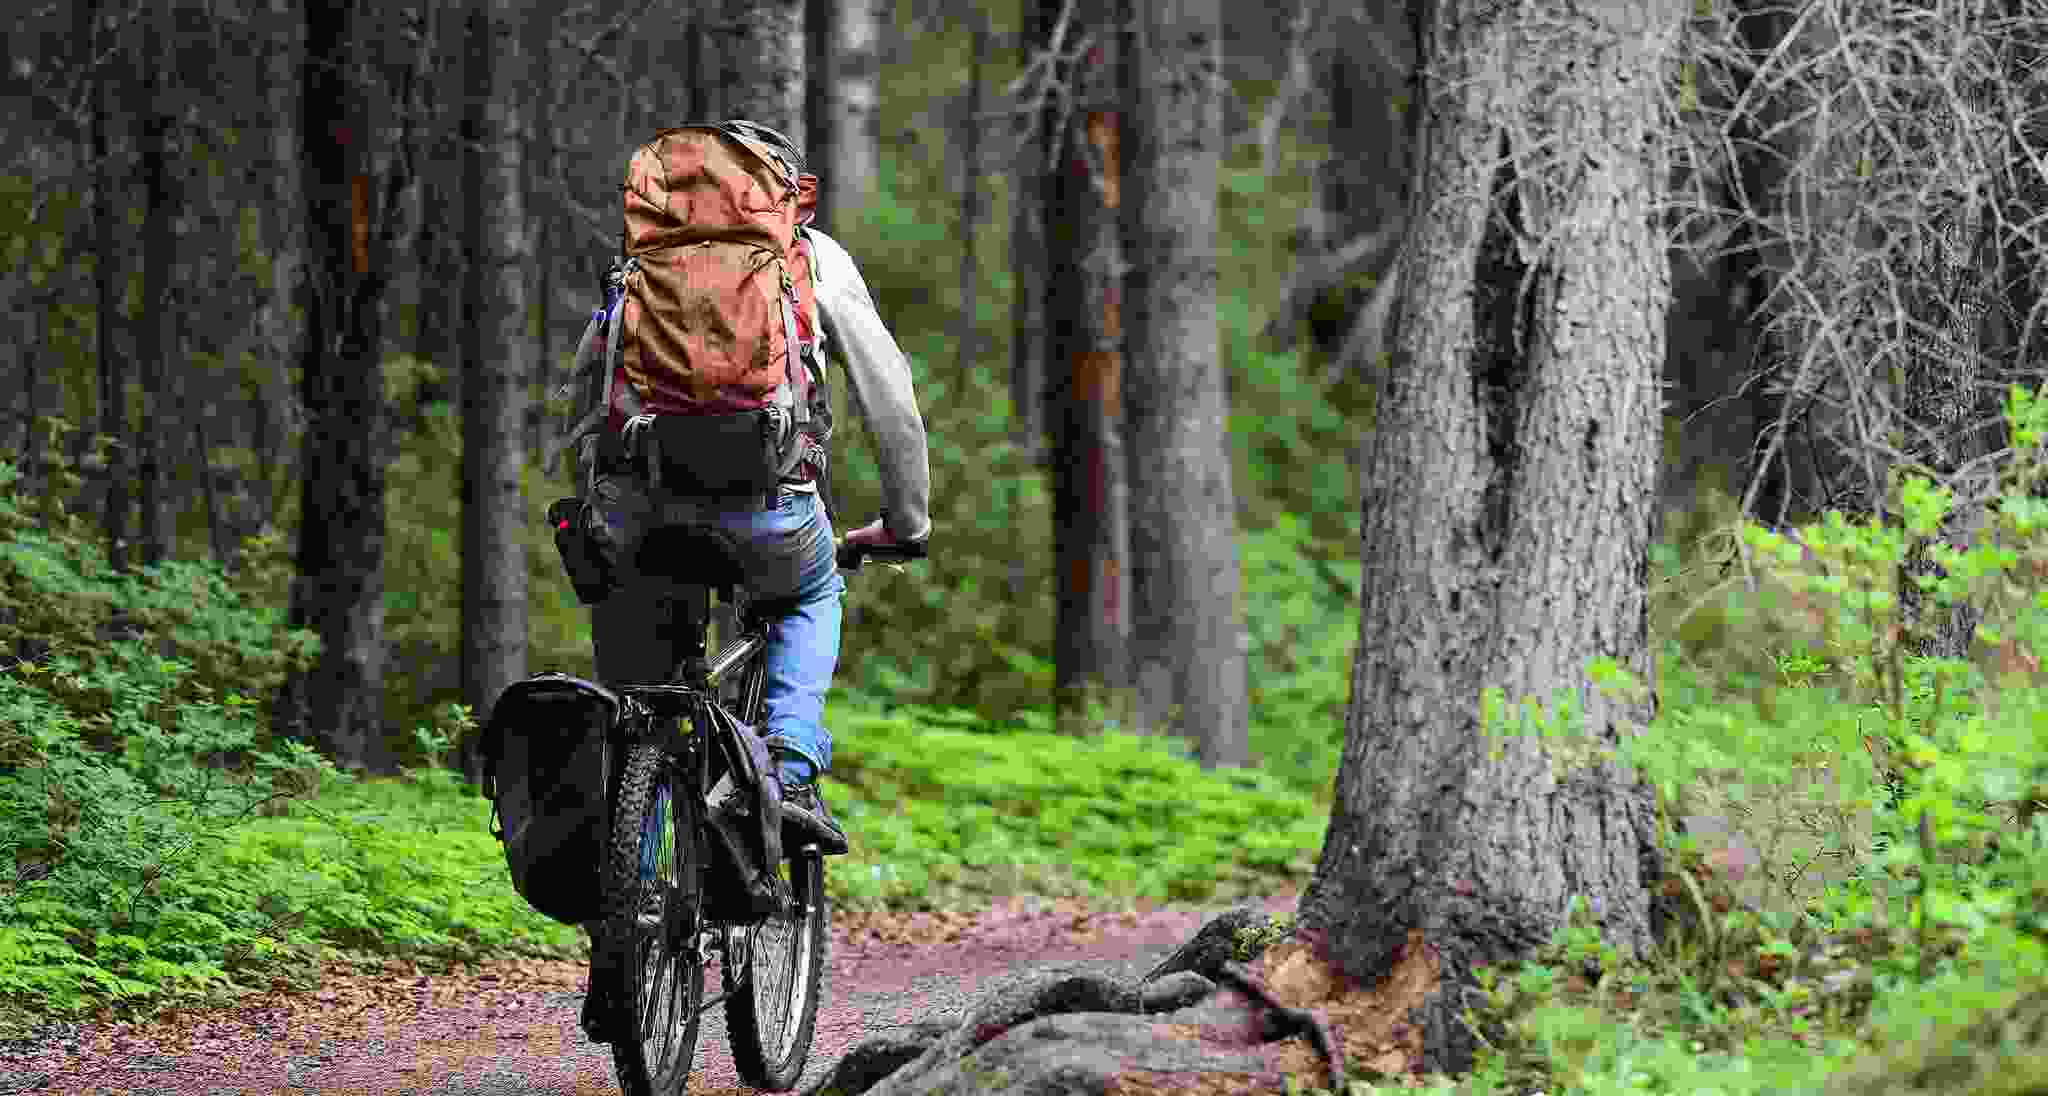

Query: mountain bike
[588,529,922,1096]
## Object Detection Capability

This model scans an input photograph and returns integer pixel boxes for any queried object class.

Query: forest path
[7,890,1298,1096]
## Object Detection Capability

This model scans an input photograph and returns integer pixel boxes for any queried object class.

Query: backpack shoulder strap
[544,259,637,475]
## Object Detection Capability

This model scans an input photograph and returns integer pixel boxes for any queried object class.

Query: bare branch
[1253,0,1321,173]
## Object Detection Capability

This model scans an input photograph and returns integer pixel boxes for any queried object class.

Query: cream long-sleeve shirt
[804,229,932,542]
[557,231,932,543]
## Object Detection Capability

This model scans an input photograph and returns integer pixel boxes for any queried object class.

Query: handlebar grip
[837,538,927,571]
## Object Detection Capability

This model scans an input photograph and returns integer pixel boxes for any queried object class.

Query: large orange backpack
[551,123,830,502]
[618,124,821,417]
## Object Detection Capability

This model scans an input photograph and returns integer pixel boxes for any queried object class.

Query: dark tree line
[5,0,1257,770]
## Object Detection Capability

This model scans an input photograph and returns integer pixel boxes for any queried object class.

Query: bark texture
[1043,0,1132,714]
[276,1,412,770]
[524,3,554,459]
[135,0,177,566]
[720,0,806,149]
[1297,0,1680,1074]
[257,0,307,528]
[1122,0,1246,764]
[88,0,130,571]
[811,0,881,228]
[460,0,532,779]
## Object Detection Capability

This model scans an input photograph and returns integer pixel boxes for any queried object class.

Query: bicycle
[577,527,923,1096]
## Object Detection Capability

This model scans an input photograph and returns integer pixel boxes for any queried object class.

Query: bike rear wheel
[604,744,707,1096]
[724,849,827,1090]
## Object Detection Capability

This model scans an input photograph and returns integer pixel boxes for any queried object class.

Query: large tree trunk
[459,0,532,780]
[524,2,554,459]
[721,0,806,145]
[135,0,177,567]
[87,0,131,571]
[1122,0,1245,765]
[255,0,307,531]
[275,0,413,771]
[808,0,880,229]
[1043,0,1131,718]
[1294,0,1679,1075]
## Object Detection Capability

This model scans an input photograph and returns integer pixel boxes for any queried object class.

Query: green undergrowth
[0,697,1320,1027]
[1344,386,2048,1095]
[0,425,1331,1026]
[824,706,1322,910]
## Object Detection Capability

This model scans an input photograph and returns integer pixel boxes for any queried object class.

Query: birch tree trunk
[460,0,532,780]
[1043,0,1131,719]
[721,0,806,146]
[1122,0,1245,765]
[1293,0,1680,1074]
[808,0,880,228]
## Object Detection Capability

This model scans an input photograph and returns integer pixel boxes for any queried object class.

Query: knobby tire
[724,848,828,1090]
[604,744,706,1096]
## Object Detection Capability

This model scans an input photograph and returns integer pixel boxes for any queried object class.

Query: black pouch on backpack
[637,410,786,497]
[547,497,615,605]
[476,673,621,925]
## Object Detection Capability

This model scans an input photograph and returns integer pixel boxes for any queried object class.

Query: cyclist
[584,122,931,853]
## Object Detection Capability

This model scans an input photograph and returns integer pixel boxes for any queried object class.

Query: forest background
[1,0,1423,778]
[6,0,2048,1090]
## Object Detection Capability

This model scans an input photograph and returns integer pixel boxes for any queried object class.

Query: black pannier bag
[476,673,620,925]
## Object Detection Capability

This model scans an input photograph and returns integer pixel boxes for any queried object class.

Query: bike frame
[605,585,805,989]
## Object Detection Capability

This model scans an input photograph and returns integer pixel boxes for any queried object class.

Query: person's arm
[806,229,932,543]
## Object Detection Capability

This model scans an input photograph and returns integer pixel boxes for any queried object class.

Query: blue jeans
[590,483,843,787]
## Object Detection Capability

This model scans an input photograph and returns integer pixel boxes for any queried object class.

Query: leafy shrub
[1241,513,1354,799]
[821,703,1323,910]
[210,757,583,964]
[1440,385,2048,1094]
[0,458,339,1018]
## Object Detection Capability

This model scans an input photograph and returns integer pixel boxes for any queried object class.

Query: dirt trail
[5,891,1298,1096]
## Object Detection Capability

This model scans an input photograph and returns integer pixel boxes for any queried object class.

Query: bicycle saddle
[637,523,748,595]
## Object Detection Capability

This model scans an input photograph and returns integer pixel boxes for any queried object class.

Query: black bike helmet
[723,119,806,178]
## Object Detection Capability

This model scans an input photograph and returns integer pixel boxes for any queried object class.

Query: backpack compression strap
[776,262,810,479]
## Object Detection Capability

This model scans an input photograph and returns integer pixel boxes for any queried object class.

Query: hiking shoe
[778,780,848,856]
[579,977,617,1044]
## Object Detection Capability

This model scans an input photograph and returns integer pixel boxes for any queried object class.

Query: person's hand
[837,513,928,570]
[842,518,903,549]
